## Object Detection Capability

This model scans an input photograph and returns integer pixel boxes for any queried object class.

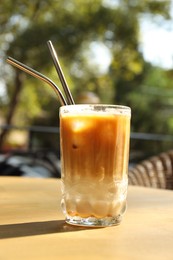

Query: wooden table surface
[0,176,173,260]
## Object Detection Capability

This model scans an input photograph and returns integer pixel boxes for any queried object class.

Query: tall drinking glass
[60,104,131,227]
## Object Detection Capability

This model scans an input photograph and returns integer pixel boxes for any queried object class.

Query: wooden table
[0,177,173,260]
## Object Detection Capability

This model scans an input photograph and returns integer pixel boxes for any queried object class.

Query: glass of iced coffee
[60,104,131,227]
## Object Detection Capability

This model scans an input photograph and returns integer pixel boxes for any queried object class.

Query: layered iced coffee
[60,104,131,226]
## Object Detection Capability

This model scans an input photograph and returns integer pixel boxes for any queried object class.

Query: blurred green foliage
[0,0,173,156]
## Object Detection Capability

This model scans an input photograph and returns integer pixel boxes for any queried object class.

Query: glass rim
[60,104,131,115]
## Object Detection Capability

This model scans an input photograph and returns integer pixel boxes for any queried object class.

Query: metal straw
[47,40,75,105]
[6,57,67,106]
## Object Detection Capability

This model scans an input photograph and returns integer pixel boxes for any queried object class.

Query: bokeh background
[1,0,173,176]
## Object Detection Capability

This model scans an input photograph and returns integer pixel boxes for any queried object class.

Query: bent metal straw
[6,57,67,106]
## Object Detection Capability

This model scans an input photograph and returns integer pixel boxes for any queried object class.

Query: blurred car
[0,151,61,178]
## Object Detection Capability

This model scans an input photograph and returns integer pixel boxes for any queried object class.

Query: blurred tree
[0,0,172,149]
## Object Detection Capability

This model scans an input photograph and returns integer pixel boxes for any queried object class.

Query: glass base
[65,215,122,227]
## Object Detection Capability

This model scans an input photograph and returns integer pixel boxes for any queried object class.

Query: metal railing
[131,132,173,141]
[2,124,173,140]
[0,124,59,151]
[1,124,173,161]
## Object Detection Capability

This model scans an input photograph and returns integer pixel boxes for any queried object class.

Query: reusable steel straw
[6,57,67,106]
[47,40,75,105]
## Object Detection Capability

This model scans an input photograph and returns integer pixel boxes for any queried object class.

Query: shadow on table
[0,220,100,239]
